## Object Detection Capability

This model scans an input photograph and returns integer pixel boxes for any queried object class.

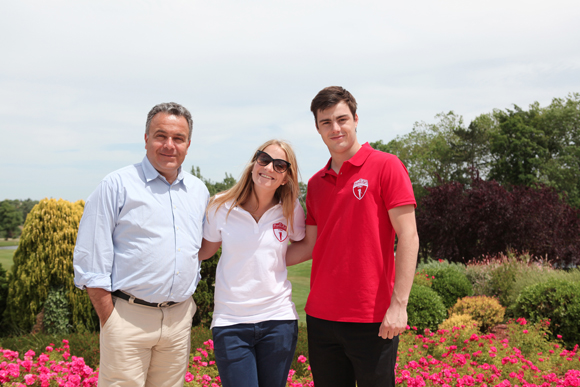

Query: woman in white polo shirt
[198,139,305,387]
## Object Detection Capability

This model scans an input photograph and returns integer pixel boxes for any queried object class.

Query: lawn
[287,260,311,323]
[0,248,15,271]
[0,239,19,247]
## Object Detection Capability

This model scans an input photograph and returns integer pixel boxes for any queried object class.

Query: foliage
[0,264,7,332]
[514,279,580,347]
[449,296,505,332]
[423,265,473,309]
[3,198,98,334]
[191,166,236,197]
[371,112,482,202]
[417,178,580,266]
[192,253,219,326]
[0,200,23,240]
[438,313,479,332]
[43,286,72,335]
[373,93,580,208]
[407,285,447,332]
[413,270,433,288]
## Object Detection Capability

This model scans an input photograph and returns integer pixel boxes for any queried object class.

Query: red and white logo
[353,178,368,200]
[273,222,288,242]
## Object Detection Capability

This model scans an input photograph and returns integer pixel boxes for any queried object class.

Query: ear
[144,133,148,148]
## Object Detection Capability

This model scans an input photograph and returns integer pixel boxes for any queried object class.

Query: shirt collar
[141,155,184,185]
[322,142,373,176]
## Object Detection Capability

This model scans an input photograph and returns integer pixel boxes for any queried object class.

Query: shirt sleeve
[73,179,119,291]
[289,199,306,241]
[381,156,417,210]
[202,204,222,243]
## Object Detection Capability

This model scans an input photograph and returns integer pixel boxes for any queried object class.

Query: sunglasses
[254,150,291,174]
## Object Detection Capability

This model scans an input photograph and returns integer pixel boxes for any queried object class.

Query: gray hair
[145,102,193,140]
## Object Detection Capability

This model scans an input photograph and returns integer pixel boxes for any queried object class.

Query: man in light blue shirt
[74,102,209,387]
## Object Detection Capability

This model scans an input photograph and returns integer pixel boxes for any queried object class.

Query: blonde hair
[208,139,301,231]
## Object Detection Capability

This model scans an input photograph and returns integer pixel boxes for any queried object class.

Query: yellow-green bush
[3,198,97,333]
[413,270,433,288]
[448,295,505,332]
[438,313,480,332]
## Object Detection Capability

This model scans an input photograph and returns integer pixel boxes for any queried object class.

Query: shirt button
[178,248,181,252]
[176,226,179,230]
[177,271,180,275]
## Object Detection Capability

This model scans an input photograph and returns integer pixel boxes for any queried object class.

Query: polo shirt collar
[142,155,185,185]
[322,142,373,176]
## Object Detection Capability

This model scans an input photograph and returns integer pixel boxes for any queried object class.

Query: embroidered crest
[353,178,368,200]
[273,222,288,242]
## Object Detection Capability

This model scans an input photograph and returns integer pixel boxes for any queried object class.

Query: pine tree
[3,198,98,333]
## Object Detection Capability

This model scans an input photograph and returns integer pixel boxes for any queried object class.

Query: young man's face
[316,101,359,157]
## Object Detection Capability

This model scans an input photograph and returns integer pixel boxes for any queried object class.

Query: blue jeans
[212,320,298,387]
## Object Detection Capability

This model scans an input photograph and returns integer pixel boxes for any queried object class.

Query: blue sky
[1,0,579,201]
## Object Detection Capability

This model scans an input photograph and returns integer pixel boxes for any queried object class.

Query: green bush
[4,199,98,334]
[193,253,219,326]
[0,263,8,333]
[407,285,446,332]
[514,279,580,347]
[44,286,72,335]
[449,296,505,332]
[413,270,433,288]
[423,266,473,309]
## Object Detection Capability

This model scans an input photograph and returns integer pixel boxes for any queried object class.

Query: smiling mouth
[259,173,275,180]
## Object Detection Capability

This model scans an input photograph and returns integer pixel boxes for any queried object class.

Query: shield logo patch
[273,222,288,242]
[353,178,368,200]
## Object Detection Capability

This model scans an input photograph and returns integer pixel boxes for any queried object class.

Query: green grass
[0,240,19,247]
[287,260,312,323]
[0,249,15,271]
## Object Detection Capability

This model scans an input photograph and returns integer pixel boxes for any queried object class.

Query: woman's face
[251,144,289,194]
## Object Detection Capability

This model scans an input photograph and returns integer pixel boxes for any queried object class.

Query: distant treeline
[0,199,39,239]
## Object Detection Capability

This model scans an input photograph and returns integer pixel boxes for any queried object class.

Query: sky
[1,0,579,201]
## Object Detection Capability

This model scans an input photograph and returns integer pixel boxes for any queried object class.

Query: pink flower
[184,372,194,382]
[24,374,36,385]
[297,355,307,363]
[523,330,528,334]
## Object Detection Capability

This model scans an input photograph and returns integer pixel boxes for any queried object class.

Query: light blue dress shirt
[73,156,209,303]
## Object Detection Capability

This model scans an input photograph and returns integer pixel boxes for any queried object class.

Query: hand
[99,303,115,328]
[378,304,408,339]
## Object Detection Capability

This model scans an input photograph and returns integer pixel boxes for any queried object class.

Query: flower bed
[2,320,579,387]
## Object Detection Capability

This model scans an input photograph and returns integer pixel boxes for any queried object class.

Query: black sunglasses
[254,150,291,174]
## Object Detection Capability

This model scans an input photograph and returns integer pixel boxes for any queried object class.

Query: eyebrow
[318,114,350,124]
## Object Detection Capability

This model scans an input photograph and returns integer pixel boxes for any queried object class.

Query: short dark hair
[310,86,357,124]
[145,102,193,140]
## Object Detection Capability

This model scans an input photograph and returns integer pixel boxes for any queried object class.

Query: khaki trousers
[98,296,196,387]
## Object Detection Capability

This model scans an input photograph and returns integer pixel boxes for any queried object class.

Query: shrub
[413,270,433,288]
[44,286,72,335]
[407,285,446,332]
[421,262,473,309]
[449,296,505,332]
[417,178,580,267]
[3,198,98,333]
[192,253,219,326]
[514,279,580,347]
[438,313,479,332]
[0,263,7,332]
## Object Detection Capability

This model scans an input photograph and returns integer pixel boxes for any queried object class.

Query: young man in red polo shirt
[287,86,419,387]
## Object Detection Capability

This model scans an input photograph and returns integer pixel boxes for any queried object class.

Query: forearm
[390,232,419,309]
[86,287,114,322]
[286,225,317,266]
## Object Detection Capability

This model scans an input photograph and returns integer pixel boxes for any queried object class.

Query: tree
[417,178,580,266]
[0,200,23,240]
[3,199,98,333]
[371,112,490,201]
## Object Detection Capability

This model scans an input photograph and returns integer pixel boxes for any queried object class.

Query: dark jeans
[307,315,399,387]
[212,319,298,387]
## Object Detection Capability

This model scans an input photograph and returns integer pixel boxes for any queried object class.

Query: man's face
[145,112,191,183]
[316,101,359,156]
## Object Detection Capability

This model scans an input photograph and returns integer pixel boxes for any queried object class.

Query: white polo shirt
[204,198,306,328]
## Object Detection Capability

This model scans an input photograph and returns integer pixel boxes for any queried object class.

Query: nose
[331,121,341,132]
[164,137,176,149]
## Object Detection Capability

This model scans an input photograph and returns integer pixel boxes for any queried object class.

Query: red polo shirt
[305,143,416,323]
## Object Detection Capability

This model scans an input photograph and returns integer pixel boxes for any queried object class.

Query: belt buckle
[158,301,169,308]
